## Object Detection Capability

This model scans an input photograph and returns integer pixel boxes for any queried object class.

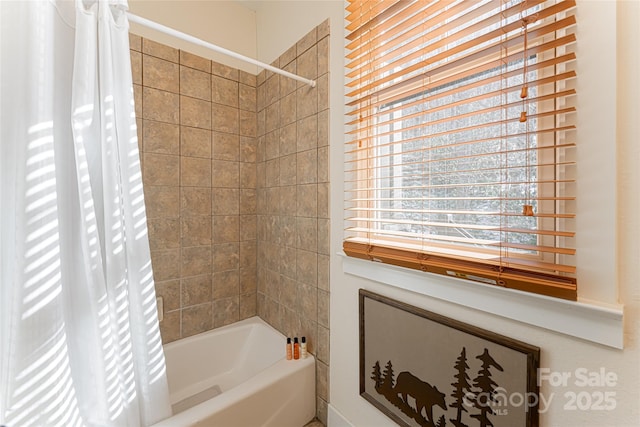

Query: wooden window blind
[344,0,577,300]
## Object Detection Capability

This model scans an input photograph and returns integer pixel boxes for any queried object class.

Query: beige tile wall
[130,34,258,343]
[255,20,330,424]
[130,19,330,423]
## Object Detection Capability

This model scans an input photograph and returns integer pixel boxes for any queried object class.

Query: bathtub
[151,316,316,427]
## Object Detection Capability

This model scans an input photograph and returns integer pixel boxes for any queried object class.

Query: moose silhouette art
[394,371,447,424]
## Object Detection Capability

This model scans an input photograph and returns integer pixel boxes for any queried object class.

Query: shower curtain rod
[126,13,317,88]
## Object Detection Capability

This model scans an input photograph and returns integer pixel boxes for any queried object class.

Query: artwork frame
[359,289,540,427]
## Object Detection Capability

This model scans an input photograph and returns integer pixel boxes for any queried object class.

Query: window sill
[340,253,623,349]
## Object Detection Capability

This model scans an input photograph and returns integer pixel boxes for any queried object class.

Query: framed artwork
[359,289,540,427]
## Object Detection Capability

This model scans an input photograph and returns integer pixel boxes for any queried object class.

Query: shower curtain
[0,1,172,426]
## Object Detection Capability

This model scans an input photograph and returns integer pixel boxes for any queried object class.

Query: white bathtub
[152,316,316,427]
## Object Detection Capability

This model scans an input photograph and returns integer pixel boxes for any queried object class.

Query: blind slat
[347,109,576,155]
[346,53,576,115]
[347,23,576,99]
[347,70,576,129]
[345,227,576,256]
[346,87,576,138]
[346,0,460,56]
[345,206,575,220]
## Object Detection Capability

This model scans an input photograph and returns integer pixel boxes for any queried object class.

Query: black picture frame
[359,289,540,427]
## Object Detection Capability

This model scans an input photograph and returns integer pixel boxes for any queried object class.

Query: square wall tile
[318,36,329,76]
[213,270,240,300]
[240,215,257,240]
[143,87,179,124]
[156,280,180,312]
[240,293,257,319]
[181,156,211,187]
[148,218,180,250]
[239,84,256,112]
[239,70,257,87]
[181,187,211,217]
[143,153,179,186]
[297,149,317,184]
[213,132,240,161]
[240,137,256,163]
[240,189,257,215]
[181,126,211,159]
[181,215,212,247]
[181,96,211,130]
[297,27,317,56]
[297,45,318,81]
[214,297,239,328]
[182,303,212,337]
[240,162,256,189]
[318,19,330,39]
[296,85,318,120]
[144,185,179,219]
[212,61,239,81]
[142,38,179,62]
[129,33,142,52]
[212,188,239,215]
[181,274,212,307]
[240,110,257,137]
[180,50,211,73]
[280,62,298,98]
[181,66,211,101]
[212,160,239,188]
[144,120,180,155]
[144,55,179,93]
[240,267,257,294]
[297,184,317,217]
[279,45,297,69]
[296,217,318,250]
[212,104,239,134]
[296,249,317,286]
[317,254,329,292]
[212,75,239,108]
[151,249,181,281]
[131,50,142,85]
[213,242,240,272]
[181,246,212,277]
[213,215,240,243]
[159,310,181,343]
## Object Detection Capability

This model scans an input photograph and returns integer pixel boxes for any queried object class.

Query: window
[344,0,577,299]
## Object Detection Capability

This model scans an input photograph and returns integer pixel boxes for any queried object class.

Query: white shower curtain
[0,1,172,426]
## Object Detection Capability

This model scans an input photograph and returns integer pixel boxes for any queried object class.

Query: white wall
[327,1,640,426]
[241,1,340,66]
[245,1,640,426]
[127,0,258,73]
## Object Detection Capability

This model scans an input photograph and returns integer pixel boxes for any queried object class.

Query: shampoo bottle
[301,336,308,359]
[293,337,300,360]
[286,337,292,360]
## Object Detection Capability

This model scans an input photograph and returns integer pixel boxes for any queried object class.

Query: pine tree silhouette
[371,361,383,391]
[436,414,447,427]
[450,347,472,427]
[470,349,504,427]
[381,360,395,392]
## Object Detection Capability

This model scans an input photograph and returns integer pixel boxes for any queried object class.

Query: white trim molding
[341,254,624,349]
[328,404,354,427]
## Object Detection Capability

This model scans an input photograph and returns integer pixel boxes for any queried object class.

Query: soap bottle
[286,337,292,360]
[293,337,300,360]
[301,336,308,359]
